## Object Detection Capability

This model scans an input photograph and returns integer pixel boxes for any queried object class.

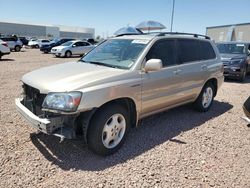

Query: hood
[52,46,68,51]
[220,53,246,61]
[22,62,126,93]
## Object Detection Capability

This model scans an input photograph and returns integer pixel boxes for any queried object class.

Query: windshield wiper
[79,60,127,69]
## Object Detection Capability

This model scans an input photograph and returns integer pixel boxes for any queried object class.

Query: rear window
[177,39,200,63]
[199,41,216,60]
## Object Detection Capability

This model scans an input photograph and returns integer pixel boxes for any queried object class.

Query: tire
[193,83,215,112]
[35,45,39,49]
[239,67,247,82]
[15,45,21,52]
[87,104,130,156]
[65,51,72,58]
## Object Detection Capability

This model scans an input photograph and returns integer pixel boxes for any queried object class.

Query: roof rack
[155,32,211,40]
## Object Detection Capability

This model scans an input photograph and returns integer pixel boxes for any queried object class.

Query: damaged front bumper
[15,98,77,140]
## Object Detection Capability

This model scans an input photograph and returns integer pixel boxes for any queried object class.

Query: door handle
[201,64,208,70]
[173,69,182,75]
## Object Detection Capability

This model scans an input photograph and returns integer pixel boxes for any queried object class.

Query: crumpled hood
[220,53,246,61]
[22,62,125,93]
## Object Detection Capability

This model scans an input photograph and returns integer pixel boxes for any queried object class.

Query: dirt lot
[0,49,249,188]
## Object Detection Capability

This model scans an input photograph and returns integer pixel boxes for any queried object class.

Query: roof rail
[156,32,211,40]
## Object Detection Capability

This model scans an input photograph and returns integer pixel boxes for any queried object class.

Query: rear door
[175,39,216,100]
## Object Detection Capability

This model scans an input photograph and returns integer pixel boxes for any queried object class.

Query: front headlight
[42,92,82,112]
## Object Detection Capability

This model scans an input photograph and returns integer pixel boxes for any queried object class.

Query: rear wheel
[193,83,215,112]
[15,45,21,52]
[87,104,130,156]
[65,51,72,58]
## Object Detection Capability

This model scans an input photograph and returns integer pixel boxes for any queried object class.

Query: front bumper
[223,66,242,78]
[15,98,77,140]
[15,98,52,134]
[51,51,63,57]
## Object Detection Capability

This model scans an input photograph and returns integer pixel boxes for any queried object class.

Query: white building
[0,20,95,39]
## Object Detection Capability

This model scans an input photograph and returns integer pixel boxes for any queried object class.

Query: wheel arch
[76,97,137,143]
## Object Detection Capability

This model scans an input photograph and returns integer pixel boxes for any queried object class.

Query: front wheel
[193,83,215,112]
[15,45,21,52]
[239,67,247,82]
[87,104,130,156]
[65,51,72,58]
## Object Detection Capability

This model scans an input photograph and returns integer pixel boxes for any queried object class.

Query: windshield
[61,41,74,46]
[217,43,245,54]
[80,39,148,69]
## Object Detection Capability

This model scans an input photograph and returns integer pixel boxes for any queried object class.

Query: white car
[28,39,51,48]
[51,40,94,57]
[0,39,11,59]
[0,37,23,52]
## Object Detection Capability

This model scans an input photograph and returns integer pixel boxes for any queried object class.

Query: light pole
[170,0,175,32]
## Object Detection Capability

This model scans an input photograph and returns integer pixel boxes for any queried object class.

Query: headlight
[230,59,243,66]
[42,92,82,112]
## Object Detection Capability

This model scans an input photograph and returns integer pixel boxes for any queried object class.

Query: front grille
[22,84,46,116]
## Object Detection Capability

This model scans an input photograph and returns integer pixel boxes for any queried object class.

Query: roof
[113,32,210,41]
[216,41,250,44]
[206,22,250,29]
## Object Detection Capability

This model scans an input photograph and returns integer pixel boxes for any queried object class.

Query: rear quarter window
[199,41,216,60]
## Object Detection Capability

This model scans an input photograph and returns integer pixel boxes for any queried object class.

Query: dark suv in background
[217,42,250,81]
[40,38,74,53]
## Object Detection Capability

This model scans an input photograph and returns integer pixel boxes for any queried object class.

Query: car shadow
[225,75,250,84]
[30,100,233,171]
[0,58,14,61]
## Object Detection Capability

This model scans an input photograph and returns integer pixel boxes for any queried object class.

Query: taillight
[2,43,8,47]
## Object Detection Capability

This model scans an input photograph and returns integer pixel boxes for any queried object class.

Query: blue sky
[0,0,250,37]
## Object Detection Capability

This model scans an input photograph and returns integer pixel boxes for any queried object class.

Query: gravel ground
[0,49,249,188]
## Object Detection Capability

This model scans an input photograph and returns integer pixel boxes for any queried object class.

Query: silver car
[15,33,224,155]
[51,40,94,57]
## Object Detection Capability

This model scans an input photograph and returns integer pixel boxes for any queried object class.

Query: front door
[141,39,186,115]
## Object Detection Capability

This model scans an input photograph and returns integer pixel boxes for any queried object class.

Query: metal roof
[206,22,250,29]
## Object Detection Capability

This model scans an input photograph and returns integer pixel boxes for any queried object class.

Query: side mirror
[144,59,163,72]
[72,44,76,47]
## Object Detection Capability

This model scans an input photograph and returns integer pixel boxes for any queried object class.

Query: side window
[83,42,90,46]
[74,42,81,46]
[146,39,176,67]
[177,39,200,63]
[42,40,49,43]
[199,41,216,60]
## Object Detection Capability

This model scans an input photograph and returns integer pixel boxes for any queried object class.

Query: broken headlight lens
[42,91,82,112]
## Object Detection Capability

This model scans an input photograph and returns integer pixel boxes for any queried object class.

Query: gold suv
[15,32,224,155]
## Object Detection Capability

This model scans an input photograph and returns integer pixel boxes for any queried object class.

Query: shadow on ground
[30,100,233,171]
[0,58,14,61]
[225,75,250,84]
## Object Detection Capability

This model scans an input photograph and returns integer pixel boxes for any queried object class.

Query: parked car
[40,38,75,53]
[0,36,23,52]
[51,40,94,57]
[28,39,51,48]
[19,37,29,46]
[243,96,250,126]
[217,42,250,82]
[0,39,11,59]
[15,32,223,155]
